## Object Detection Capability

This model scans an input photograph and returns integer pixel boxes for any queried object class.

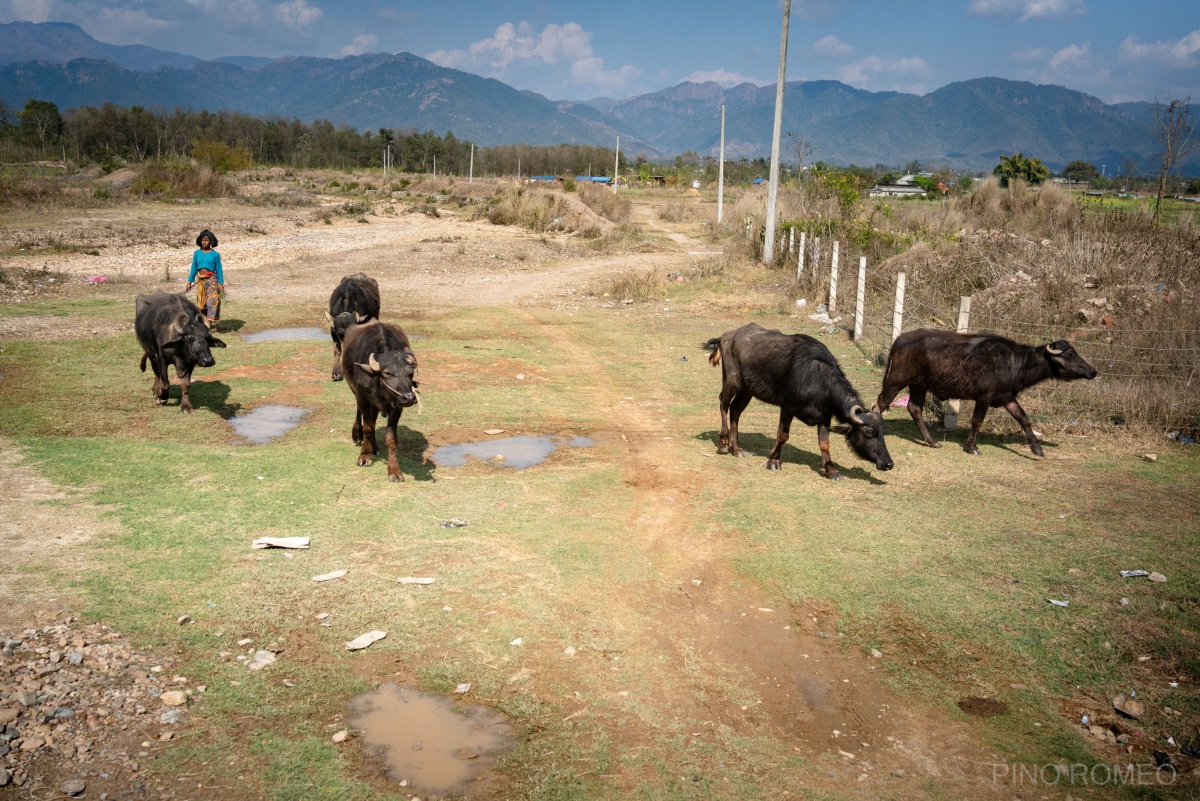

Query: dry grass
[129,162,238,199]
[577,182,631,223]
[607,267,666,302]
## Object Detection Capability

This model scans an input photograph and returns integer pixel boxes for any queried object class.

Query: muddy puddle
[432,434,593,469]
[348,683,514,795]
[229,405,310,444]
[242,327,328,343]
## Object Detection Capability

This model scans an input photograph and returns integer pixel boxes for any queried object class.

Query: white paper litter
[484,429,505,435]
[312,569,348,582]
[1119,570,1149,578]
[397,577,435,585]
[1047,598,1070,607]
[345,630,387,651]
[510,638,523,646]
[454,683,472,694]
[252,536,310,549]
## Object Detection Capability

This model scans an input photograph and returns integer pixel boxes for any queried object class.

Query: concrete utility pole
[613,135,620,195]
[718,104,726,224]
[469,143,474,183]
[762,0,791,264]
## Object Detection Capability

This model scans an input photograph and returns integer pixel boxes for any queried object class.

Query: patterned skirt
[196,274,222,322]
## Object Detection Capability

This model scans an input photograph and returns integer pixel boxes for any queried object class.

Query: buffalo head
[831,405,894,471]
[327,309,372,343]
[1043,340,1098,381]
[356,350,419,407]
[172,312,225,368]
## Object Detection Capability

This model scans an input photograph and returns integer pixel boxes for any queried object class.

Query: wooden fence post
[789,227,795,258]
[854,256,866,341]
[829,240,840,314]
[943,295,972,430]
[797,232,806,277]
[813,237,822,286]
[892,272,906,343]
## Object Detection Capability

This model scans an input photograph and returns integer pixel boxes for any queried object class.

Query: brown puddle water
[348,683,515,795]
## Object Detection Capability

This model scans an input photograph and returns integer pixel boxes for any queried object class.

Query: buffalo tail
[139,353,147,372]
[703,338,722,367]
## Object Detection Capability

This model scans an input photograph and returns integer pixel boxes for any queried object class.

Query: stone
[0,768,9,786]
[1113,695,1145,719]
[331,730,349,743]
[20,736,46,751]
[159,691,187,707]
[17,690,37,707]
[61,779,86,796]
[1148,572,1167,583]
[0,709,17,726]
[1144,454,1157,462]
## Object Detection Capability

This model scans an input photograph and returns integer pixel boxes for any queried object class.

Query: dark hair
[196,229,218,248]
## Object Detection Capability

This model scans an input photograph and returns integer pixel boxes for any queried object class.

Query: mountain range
[1,21,1191,174]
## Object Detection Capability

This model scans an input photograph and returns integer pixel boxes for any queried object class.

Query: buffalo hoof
[155,398,168,406]
[965,447,981,456]
[1030,444,1045,458]
[331,374,343,382]
[732,449,748,458]
[388,473,403,483]
[716,444,729,455]
[826,472,843,481]
[181,405,193,415]
[766,460,781,471]
[357,457,373,467]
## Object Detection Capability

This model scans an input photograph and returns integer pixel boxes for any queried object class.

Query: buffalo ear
[208,336,227,349]
[324,309,334,325]
[172,312,188,334]
[355,312,370,323]
[830,423,852,435]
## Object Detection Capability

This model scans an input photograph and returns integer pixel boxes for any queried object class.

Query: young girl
[185,229,225,329]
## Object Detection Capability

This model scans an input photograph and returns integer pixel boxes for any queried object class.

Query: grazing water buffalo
[873,328,1098,457]
[341,321,419,482]
[135,291,226,413]
[325,273,381,381]
[704,323,893,480]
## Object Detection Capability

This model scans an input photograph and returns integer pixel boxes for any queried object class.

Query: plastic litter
[312,569,348,582]
[1120,570,1149,578]
[397,577,435,585]
[439,519,468,528]
[1047,598,1070,607]
[252,536,310,549]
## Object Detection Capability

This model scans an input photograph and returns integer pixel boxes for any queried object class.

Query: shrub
[191,141,252,173]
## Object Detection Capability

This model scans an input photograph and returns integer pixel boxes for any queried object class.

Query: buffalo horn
[171,312,188,334]
[1046,343,1064,355]
[849,404,866,425]
[368,353,381,373]
[324,309,334,325]
[355,312,369,324]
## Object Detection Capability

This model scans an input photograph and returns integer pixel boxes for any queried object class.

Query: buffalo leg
[177,368,194,414]
[385,409,404,482]
[1003,400,1045,457]
[964,402,989,455]
[351,409,363,445]
[357,407,379,467]
[817,422,842,480]
[906,387,941,448]
[331,341,343,382]
[149,353,171,406]
[767,408,794,470]
[724,390,753,457]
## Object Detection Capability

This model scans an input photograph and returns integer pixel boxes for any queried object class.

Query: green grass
[2,293,1198,800]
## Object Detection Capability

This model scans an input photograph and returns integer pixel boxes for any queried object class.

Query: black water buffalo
[873,328,1098,457]
[325,273,381,381]
[135,291,226,413]
[341,321,419,482]
[704,323,893,479]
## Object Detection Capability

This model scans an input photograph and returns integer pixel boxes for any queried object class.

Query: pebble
[61,779,86,796]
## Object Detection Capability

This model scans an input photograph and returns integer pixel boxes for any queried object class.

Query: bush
[130,162,237,198]
[99,155,127,176]
[191,141,252,173]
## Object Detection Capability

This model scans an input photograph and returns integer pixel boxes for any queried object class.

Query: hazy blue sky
[2,1,1197,103]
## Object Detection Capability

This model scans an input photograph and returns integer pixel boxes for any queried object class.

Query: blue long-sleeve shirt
[188,249,224,284]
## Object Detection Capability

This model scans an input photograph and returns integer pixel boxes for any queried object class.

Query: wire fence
[783,232,1200,437]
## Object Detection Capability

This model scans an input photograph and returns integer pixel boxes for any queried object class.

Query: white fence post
[828,240,840,314]
[891,272,906,344]
[854,256,866,341]
[943,295,972,429]
[813,237,822,286]
[797,231,806,277]
[789,227,795,258]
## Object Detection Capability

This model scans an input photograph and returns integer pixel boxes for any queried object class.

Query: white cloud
[3,0,52,22]
[812,35,854,58]
[681,68,764,87]
[1118,29,1200,66]
[426,20,638,92]
[968,0,1085,22]
[340,34,377,57]
[274,0,321,31]
[835,55,931,89]
[1049,42,1090,70]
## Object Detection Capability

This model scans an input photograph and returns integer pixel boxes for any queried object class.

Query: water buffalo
[873,328,1098,457]
[704,323,893,479]
[135,291,226,413]
[325,273,381,381]
[341,321,419,482]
